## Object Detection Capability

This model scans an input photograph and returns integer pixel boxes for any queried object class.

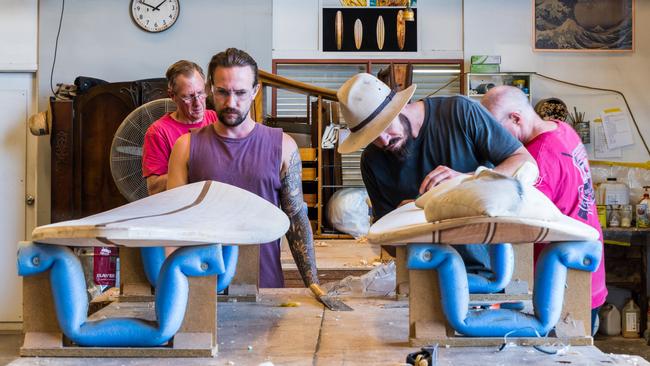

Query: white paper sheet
[602,107,634,149]
[593,118,622,159]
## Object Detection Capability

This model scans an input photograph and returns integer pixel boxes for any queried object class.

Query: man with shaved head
[481,85,606,334]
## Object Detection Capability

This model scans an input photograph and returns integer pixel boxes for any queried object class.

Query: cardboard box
[471,55,502,65]
[470,64,500,73]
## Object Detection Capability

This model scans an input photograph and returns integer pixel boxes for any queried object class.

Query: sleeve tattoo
[280,149,319,287]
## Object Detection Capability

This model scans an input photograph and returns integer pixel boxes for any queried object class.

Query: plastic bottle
[643,300,650,344]
[609,205,621,227]
[622,298,641,338]
[637,186,650,228]
[599,304,621,336]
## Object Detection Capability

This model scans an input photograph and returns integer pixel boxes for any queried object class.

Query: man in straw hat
[481,85,605,334]
[337,73,535,270]
[167,48,319,290]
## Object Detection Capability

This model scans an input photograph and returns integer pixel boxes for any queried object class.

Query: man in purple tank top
[167,48,320,291]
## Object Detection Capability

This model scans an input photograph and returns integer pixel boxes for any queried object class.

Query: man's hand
[419,165,461,194]
[398,199,414,207]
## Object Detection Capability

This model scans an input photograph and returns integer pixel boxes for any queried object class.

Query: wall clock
[130,0,180,33]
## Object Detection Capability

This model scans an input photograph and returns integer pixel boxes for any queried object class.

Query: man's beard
[217,107,248,127]
[388,114,413,161]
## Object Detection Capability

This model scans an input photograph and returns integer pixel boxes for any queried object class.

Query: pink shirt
[527,121,607,309]
[142,110,217,177]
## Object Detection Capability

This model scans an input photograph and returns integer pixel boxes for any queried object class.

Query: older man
[481,85,606,334]
[142,60,216,195]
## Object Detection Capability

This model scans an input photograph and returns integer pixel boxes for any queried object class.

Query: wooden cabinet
[50,79,167,222]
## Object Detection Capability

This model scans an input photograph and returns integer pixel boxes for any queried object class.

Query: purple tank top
[188,123,284,288]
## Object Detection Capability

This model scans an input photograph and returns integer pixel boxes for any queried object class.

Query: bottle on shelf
[637,186,650,228]
[622,298,641,338]
[599,303,621,336]
[643,299,650,343]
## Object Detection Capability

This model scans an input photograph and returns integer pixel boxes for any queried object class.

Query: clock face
[131,0,179,33]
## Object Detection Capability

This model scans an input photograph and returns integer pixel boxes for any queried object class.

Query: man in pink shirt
[142,60,217,195]
[482,86,606,335]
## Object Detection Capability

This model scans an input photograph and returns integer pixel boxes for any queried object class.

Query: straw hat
[337,73,416,154]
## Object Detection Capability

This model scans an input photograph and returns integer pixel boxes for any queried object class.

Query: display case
[465,72,532,102]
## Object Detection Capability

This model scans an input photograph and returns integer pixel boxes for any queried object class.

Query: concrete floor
[595,335,650,361]
[3,331,650,366]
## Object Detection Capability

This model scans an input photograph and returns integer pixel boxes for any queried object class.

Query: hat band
[349,90,396,133]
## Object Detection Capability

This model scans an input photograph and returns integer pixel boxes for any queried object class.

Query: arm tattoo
[280,149,319,287]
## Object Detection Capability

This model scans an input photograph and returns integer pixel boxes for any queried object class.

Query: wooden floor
[2,289,649,366]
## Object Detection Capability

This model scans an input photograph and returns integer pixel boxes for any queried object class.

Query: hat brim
[337,84,417,154]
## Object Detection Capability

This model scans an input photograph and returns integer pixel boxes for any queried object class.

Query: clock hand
[152,0,167,11]
[138,0,156,10]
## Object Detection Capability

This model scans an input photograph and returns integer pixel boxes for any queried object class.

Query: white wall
[39,0,273,110]
[464,0,650,163]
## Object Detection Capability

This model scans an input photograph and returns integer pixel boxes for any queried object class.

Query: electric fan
[110,98,176,202]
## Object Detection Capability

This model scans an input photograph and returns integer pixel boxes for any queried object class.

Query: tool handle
[309,283,325,297]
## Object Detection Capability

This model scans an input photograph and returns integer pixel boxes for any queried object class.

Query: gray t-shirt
[361,95,522,219]
[361,96,522,270]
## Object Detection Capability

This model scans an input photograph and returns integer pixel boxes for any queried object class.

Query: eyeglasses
[175,92,207,103]
[211,87,253,101]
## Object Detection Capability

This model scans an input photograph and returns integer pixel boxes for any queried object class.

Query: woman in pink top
[482,86,606,335]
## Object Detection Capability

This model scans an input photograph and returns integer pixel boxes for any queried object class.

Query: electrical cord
[497,326,569,355]
[50,0,65,99]
[532,71,650,157]
[440,70,650,157]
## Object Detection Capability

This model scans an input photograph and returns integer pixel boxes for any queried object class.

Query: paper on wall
[601,107,634,149]
[593,117,622,159]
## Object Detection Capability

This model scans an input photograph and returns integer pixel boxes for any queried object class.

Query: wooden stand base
[408,266,592,347]
[20,331,216,358]
[22,265,218,358]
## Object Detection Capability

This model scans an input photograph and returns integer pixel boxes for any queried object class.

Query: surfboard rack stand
[20,243,219,358]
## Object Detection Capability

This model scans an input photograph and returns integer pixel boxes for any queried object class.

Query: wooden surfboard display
[32,181,290,247]
[376,16,385,50]
[396,10,406,50]
[335,11,344,50]
[354,19,363,50]
[367,202,599,245]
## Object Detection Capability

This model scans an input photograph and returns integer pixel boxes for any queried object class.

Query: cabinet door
[73,82,137,217]
[140,78,168,104]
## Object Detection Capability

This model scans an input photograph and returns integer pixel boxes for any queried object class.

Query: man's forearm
[280,148,319,287]
[286,204,319,287]
[146,174,168,195]
[493,147,536,176]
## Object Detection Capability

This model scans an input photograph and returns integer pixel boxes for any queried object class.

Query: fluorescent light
[413,69,461,74]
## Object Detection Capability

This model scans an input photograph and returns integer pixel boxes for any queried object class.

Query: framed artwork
[533,0,634,52]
